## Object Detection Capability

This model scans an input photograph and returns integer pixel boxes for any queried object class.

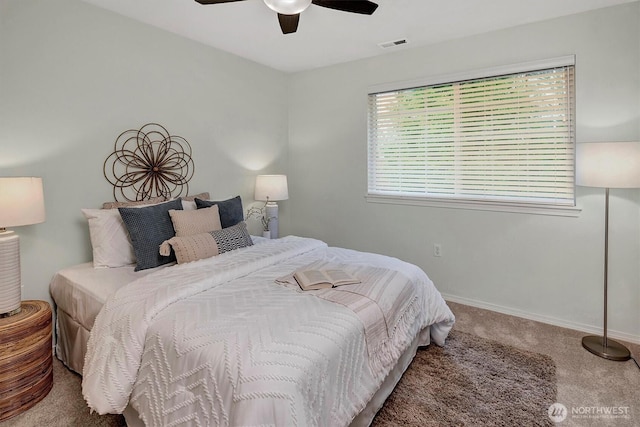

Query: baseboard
[442,293,640,345]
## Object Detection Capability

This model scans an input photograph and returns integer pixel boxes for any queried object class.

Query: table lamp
[254,175,288,238]
[576,142,640,361]
[0,177,46,317]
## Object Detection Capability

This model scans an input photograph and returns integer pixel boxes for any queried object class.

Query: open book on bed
[293,268,361,291]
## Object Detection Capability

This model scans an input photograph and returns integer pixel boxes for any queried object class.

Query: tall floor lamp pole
[576,142,640,361]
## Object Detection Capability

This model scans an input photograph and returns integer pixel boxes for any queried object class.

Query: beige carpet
[449,301,640,427]
[1,358,126,426]
[372,330,556,426]
[3,301,639,426]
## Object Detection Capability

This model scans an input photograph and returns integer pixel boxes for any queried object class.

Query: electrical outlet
[433,243,442,257]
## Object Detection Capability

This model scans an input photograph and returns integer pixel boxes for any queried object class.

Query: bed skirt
[55,308,91,374]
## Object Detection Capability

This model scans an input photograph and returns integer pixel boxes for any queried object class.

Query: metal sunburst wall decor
[104,123,194,201]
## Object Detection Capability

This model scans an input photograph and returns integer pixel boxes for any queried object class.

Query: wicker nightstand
[0,300,53,421]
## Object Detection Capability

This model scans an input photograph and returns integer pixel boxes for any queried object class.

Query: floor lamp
[254,175,288,239]
[0,177,46,317]
[576,142,640,361]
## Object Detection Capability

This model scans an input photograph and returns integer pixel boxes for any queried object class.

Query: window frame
[366,56,580,217]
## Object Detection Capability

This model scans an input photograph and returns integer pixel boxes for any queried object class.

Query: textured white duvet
[82,236,455,426]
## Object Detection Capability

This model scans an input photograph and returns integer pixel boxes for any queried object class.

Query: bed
[50,234,454,426]
[50,124,455,425]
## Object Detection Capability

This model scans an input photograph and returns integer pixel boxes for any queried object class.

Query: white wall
[288,4,640,341]
[0,0,289,306]
[2,1,638,343]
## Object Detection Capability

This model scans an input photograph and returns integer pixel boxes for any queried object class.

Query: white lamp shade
[0,177,46,228]
[576,142,640,189]
[255,175,289,202]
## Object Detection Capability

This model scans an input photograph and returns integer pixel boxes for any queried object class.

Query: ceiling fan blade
[311,0,378,15]
[194,0,246,4]
[278,13,300,34]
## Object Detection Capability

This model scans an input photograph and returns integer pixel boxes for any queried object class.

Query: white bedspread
[82,236,455,426]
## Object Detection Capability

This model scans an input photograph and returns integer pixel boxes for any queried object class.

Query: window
[367,57,576,214]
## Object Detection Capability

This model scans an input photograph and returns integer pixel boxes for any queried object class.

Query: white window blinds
[367,62,576,207]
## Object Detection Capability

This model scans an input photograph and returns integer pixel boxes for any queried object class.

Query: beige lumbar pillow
[168,205,222,237]
[160,221,253,264]
[161,233,220,263]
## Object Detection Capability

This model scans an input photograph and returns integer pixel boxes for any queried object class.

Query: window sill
[365,194,581,217]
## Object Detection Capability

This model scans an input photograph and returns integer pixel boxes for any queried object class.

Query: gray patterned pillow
[119,198,183,271]
[210,221,253,254]
[160,221,253,264]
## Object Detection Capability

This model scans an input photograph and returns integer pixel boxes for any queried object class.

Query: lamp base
[0,230,21,316]
[582,335,631,361]
[265,202,279,239]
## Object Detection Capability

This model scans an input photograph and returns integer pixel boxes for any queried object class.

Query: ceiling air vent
[378,39,409,49]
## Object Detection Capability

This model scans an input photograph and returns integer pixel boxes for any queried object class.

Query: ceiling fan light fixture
[263,0,311,15]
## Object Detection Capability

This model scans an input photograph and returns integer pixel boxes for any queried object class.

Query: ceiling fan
[195,0,379,34]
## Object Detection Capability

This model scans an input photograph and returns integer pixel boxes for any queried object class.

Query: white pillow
[82,208,136,268]
[181,199,197,210]
[181,192,210,210]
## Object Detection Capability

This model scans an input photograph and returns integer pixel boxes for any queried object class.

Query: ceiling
[80,0,637,73]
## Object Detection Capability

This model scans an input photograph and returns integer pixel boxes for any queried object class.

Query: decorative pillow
[169,205,222,237]
[102,194,208,210]
[119,198,183,271]
[160,221,253,264]
[182,192,210,202]
[82,208,136,268]
[160,233,220,264]
[181,192,211,210]
[195,196,244,228]
[211,221,253,253]
[102,196,165,209]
